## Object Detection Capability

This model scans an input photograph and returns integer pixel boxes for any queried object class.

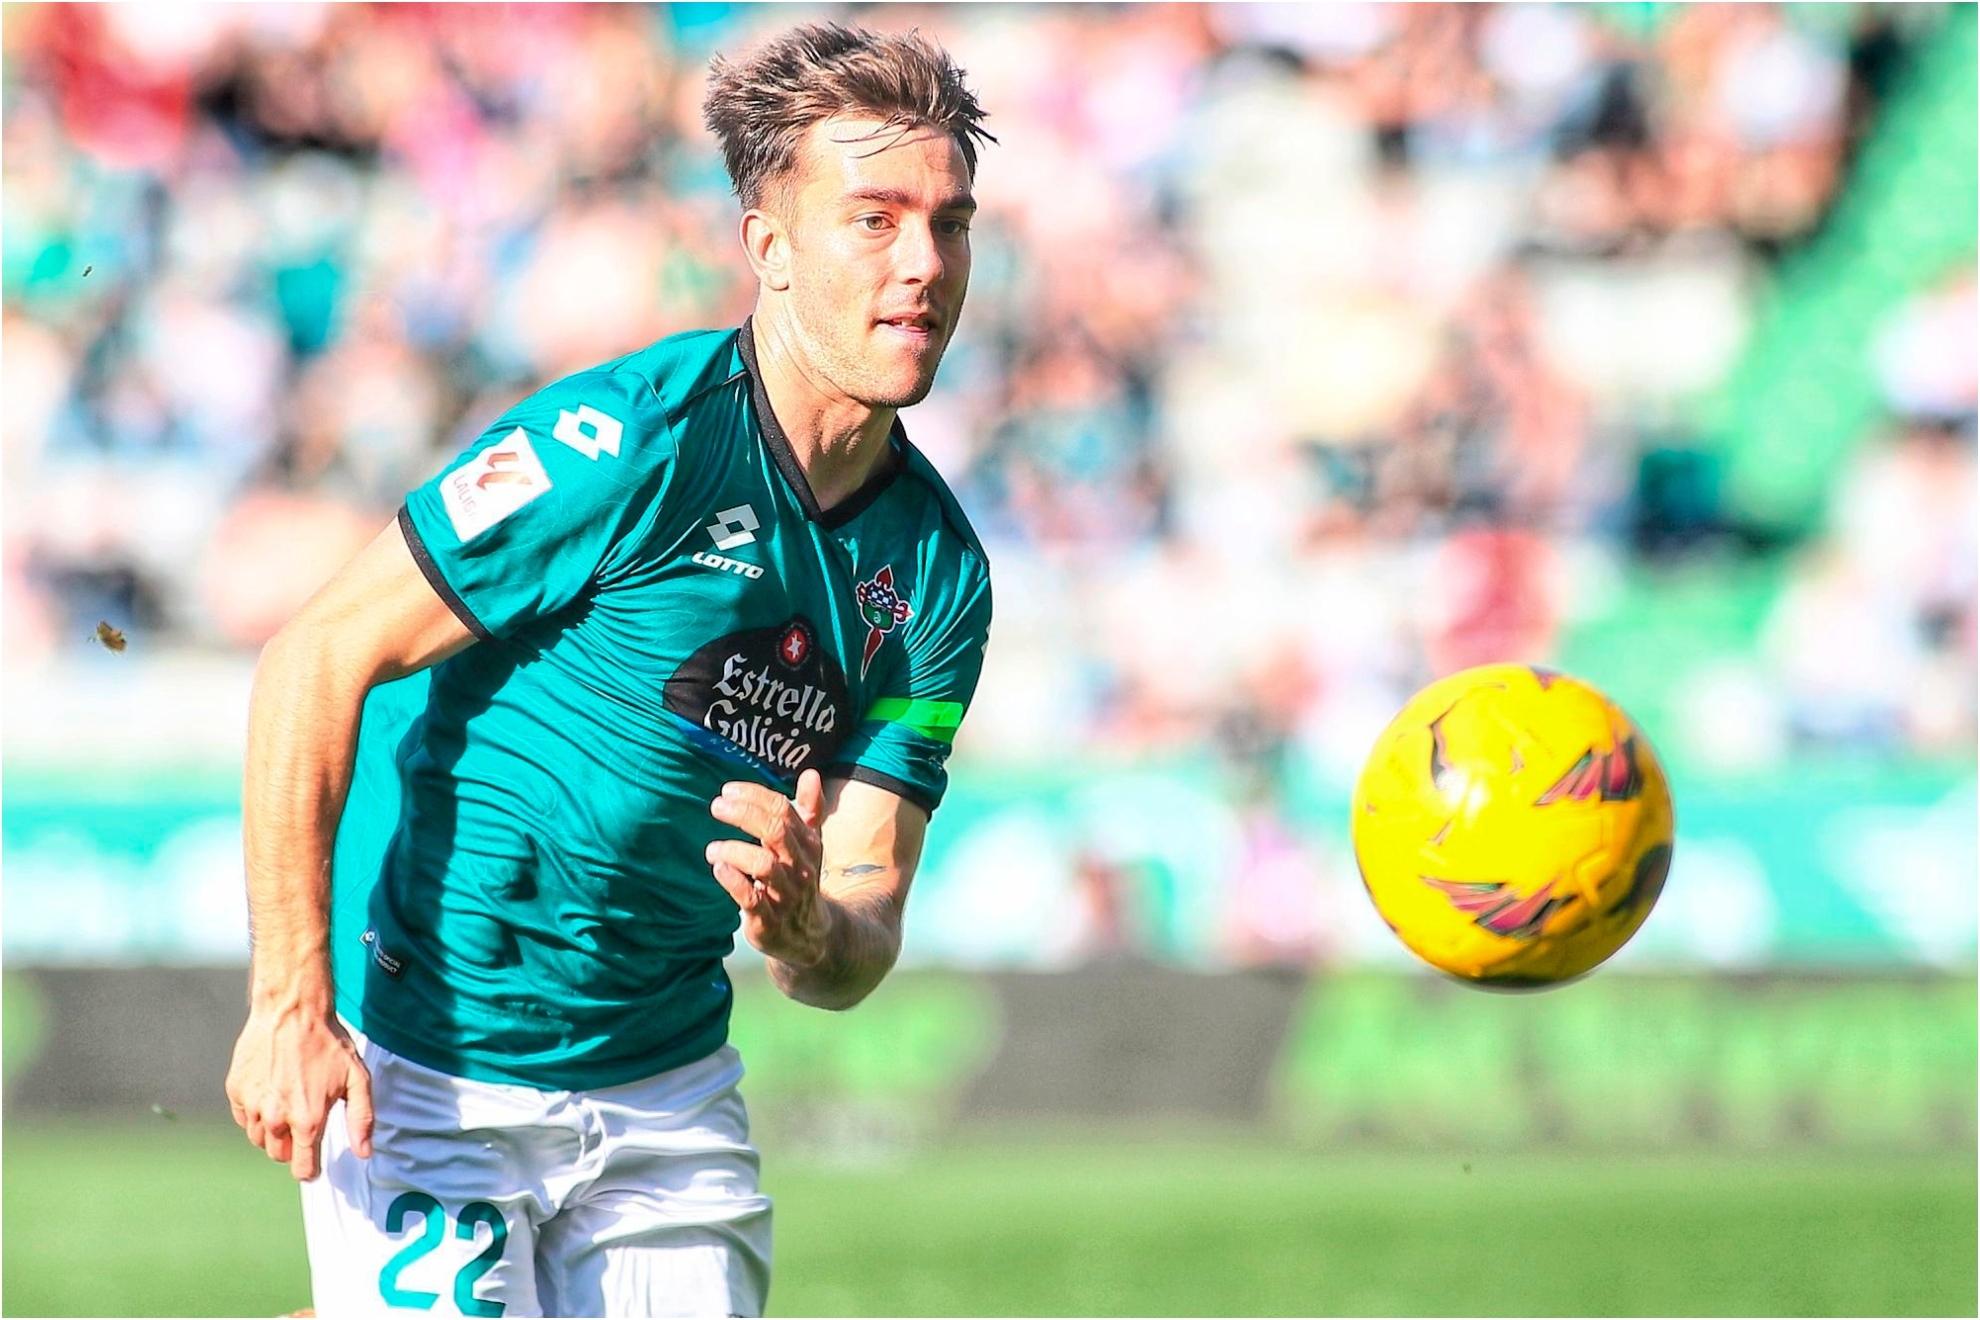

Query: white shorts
[300,1027,771,1318]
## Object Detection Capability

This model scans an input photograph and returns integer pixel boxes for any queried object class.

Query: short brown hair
[703,23,994,212]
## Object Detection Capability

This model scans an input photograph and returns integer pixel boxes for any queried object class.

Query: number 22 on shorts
[378,1192,508,1316]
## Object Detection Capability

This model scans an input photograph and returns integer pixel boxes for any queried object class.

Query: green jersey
[329,322,992,1090]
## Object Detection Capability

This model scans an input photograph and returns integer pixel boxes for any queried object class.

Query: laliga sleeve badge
[854,565,913,678]
[442,429,552,542]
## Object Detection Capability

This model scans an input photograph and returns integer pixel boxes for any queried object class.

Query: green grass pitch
[3,1122,1973,1316]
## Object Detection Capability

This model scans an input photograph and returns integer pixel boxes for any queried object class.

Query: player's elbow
[257,615,327,683]
[768,955,896,1013]
[254,618,320,694]
[253,613,376,711]
[779,981,879,1013]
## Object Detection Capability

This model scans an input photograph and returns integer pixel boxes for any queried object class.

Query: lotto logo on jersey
[441,430,552,542]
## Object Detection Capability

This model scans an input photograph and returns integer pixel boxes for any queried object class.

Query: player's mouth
[876,312,942,344]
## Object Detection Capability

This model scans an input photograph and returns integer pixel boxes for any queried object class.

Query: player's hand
[225,1006,373,1182]
[707,769,832,967]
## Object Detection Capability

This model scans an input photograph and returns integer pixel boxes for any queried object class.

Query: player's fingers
[244,1111,266,1147]
[289,1131,320,1179]
[345,1061,375,1160]
[290,1119,323,1182]
[706,838,774,880]
[718,799,816,879]
[708,858,758,909]
[795,769,825,827]
[264,1121,293,1166]
[712,782,795,846]
[720,861,765,904]
[707,795,768,847]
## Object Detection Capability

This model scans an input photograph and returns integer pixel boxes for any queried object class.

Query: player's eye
[857,214,891,232]
[935,217,972,237]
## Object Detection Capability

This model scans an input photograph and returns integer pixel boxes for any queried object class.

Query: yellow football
[1350,664,1675,987]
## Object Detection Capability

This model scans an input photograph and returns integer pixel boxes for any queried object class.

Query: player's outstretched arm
[226,519,476,1181]
[707,771,928,1011]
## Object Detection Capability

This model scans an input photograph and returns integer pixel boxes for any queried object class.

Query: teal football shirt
[328,322,992,1089]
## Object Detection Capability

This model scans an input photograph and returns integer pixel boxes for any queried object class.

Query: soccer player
[224,24,994,1317]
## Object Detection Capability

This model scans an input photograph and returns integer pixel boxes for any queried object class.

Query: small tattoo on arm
[840,863,886,877]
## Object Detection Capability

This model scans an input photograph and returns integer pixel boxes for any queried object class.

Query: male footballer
[224,24,994,1316]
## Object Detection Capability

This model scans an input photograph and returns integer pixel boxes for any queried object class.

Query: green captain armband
[863,697,964,744]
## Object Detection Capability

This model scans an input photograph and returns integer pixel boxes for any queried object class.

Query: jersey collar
[737,318,908,530]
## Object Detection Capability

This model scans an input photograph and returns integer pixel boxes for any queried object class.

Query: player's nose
[891,216,946,287]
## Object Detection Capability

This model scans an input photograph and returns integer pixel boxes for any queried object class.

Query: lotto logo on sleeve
[441,430,553,542]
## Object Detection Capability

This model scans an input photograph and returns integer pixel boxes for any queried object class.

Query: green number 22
[379,1192,509,1316]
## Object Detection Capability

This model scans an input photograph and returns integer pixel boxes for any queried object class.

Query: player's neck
[747,313,898,514]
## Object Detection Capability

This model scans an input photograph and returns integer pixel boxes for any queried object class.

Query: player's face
[777,114,974,411]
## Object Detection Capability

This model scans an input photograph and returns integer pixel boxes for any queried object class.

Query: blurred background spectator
[4,2,1974,972]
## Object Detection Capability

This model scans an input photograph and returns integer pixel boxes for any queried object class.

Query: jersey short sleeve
[827,556,992,814]
[401,370,675,639]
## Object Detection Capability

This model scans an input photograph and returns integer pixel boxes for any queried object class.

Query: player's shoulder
[502,329,744,477]
[893,436,991,577]
[602,326,745,419]
[527,328,741,425]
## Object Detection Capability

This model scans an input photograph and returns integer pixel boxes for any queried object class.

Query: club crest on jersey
[854,565,913,677]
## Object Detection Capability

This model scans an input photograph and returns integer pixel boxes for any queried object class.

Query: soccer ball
[1350,664,1675,987]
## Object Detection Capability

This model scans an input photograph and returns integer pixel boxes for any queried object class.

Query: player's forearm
[766,875,904,1011]
[242,622,373,1013]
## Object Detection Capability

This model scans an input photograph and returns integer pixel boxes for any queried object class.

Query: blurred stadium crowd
[3,4,1973,787]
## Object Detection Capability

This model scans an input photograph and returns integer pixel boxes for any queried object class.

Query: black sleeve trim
[824,763,941,816]
[398,504,494,642]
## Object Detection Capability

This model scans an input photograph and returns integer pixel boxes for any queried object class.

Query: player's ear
[741,208,793,292]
